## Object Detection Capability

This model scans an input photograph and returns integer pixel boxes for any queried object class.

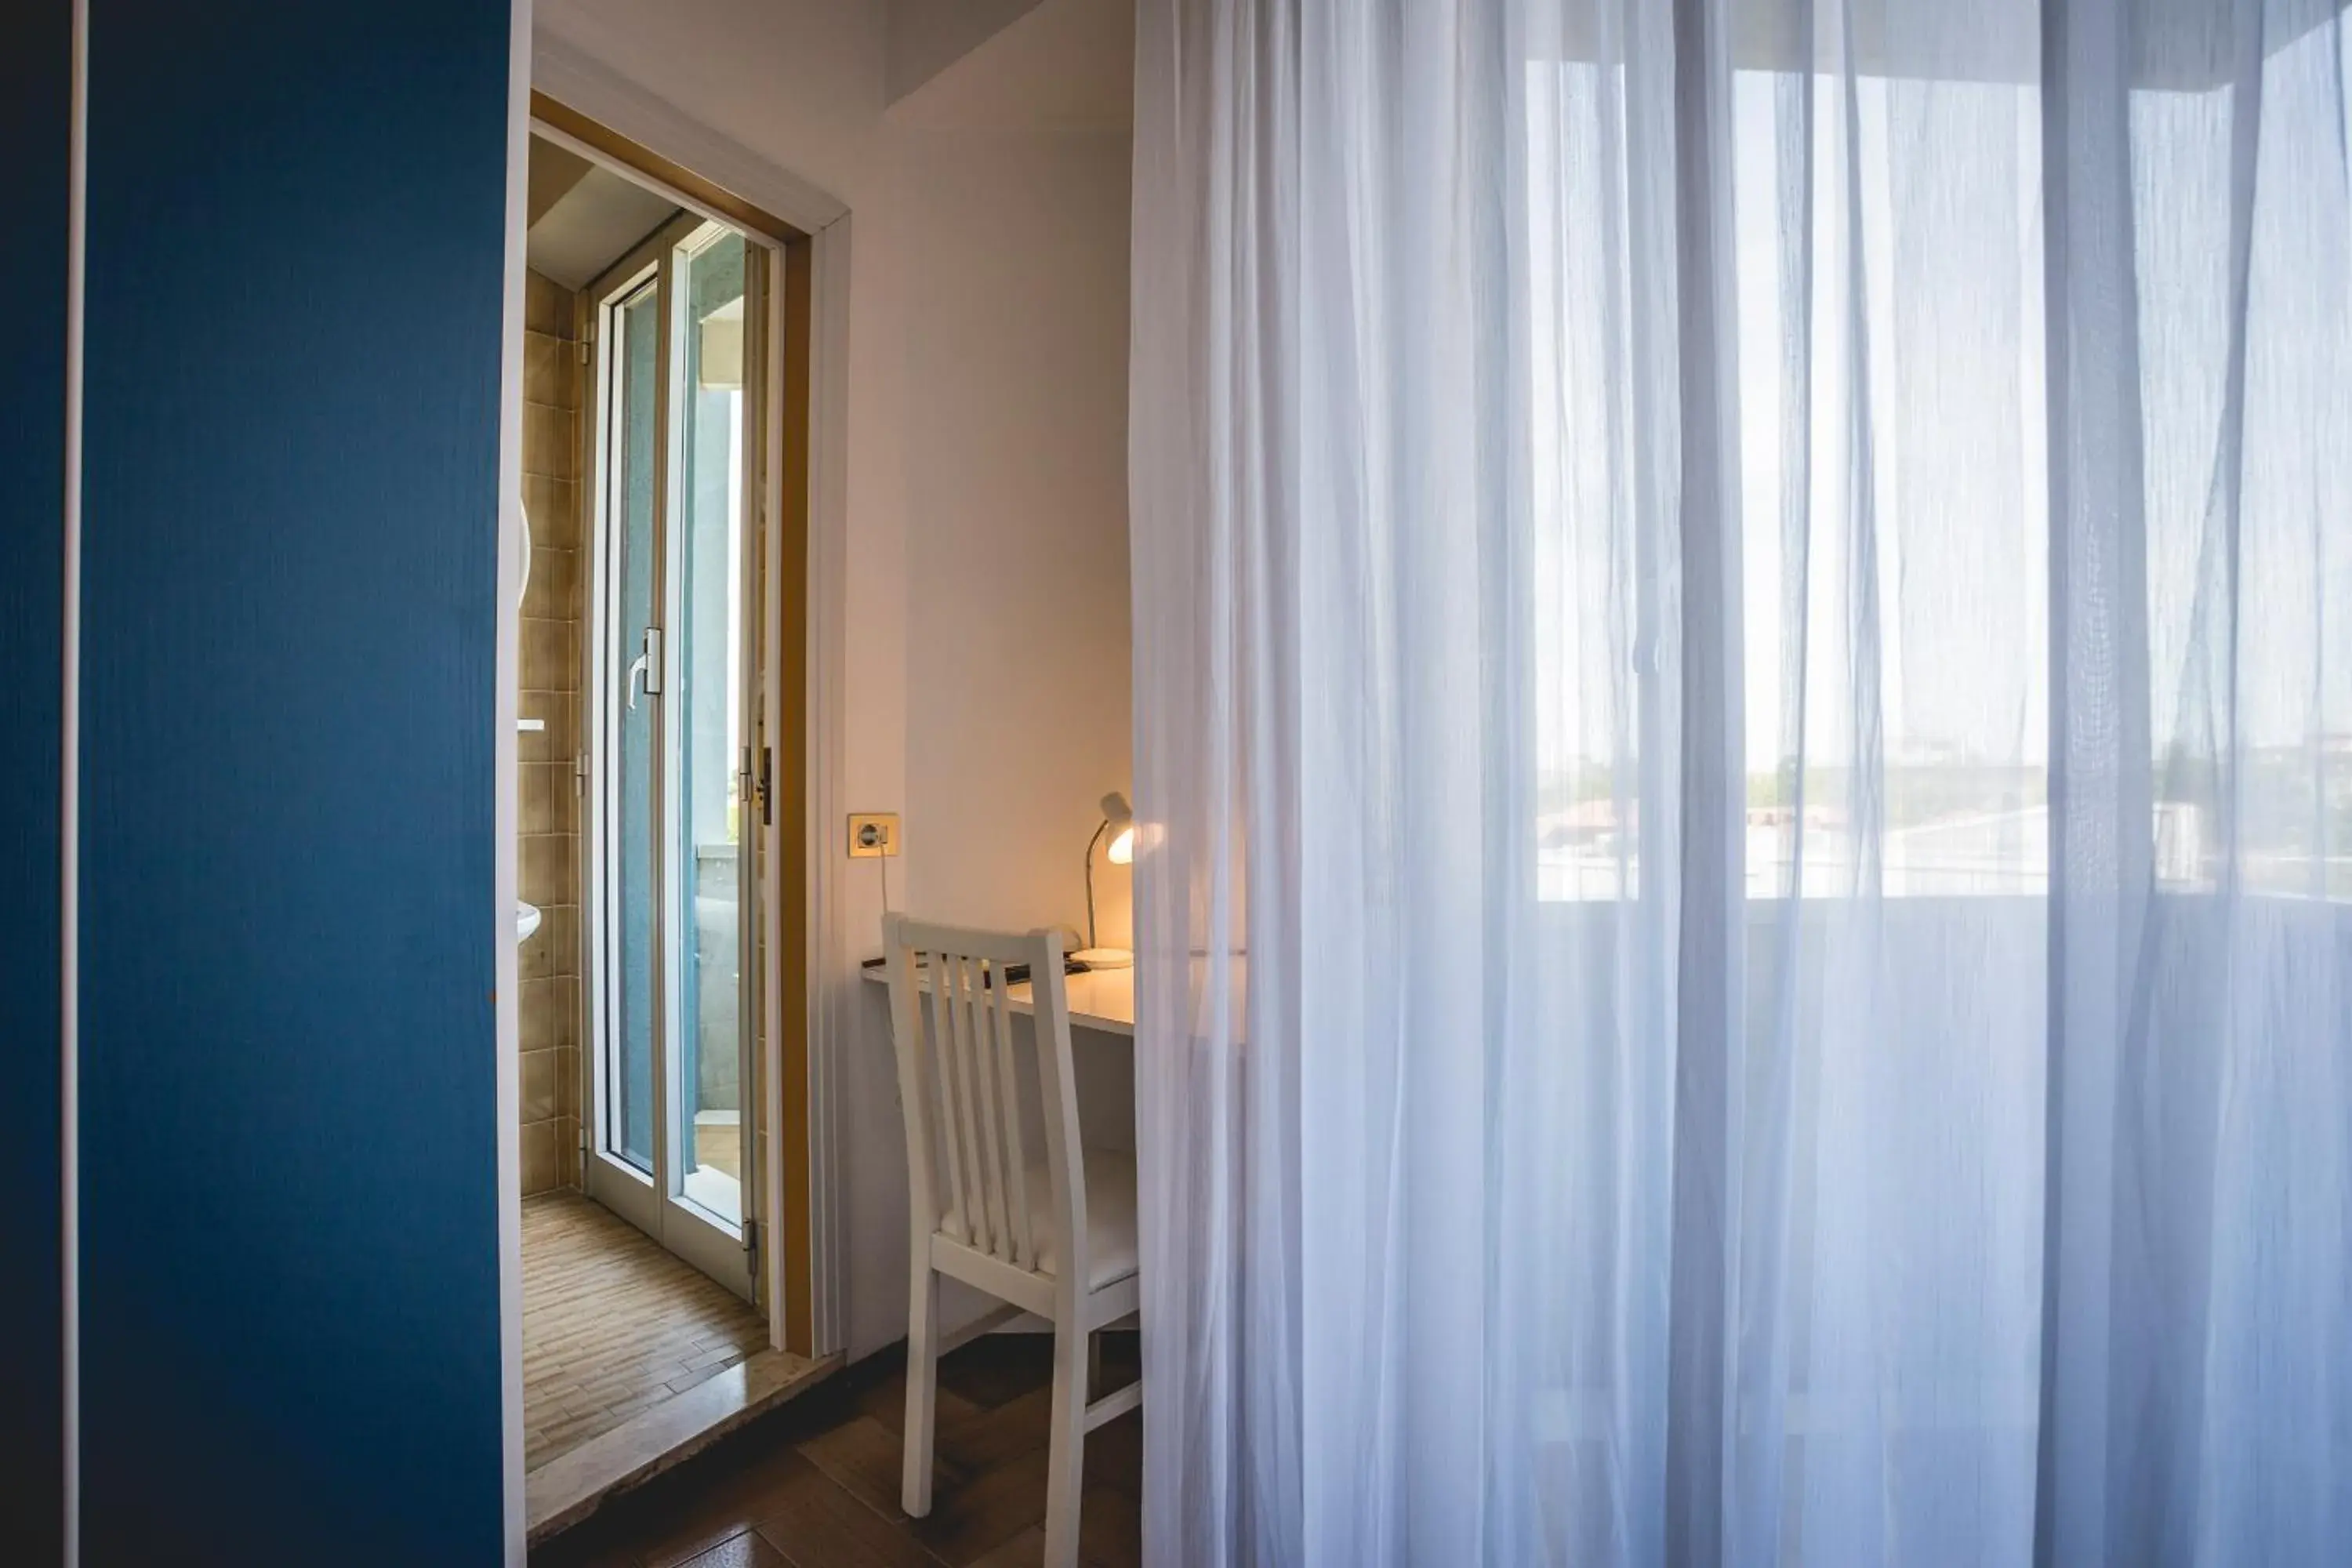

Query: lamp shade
[1101,793,1135,865]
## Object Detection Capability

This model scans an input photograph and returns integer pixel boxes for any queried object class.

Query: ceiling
[524,135,681,292]
[887,0,1134,133]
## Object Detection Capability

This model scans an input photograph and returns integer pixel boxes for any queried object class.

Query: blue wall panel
[79,3,513,1559]
[0,3,71,1561]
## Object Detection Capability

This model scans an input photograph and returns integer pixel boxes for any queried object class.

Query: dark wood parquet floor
[532,1332,1142,1568]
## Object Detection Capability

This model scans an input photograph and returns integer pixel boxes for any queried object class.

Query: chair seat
[939,1150,1138,1290]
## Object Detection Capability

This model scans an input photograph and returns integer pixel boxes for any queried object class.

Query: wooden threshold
[525,1347,843,1544]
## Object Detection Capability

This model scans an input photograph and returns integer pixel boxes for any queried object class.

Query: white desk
[861,961,1136,1038]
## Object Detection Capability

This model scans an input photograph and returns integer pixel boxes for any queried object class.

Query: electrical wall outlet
[848,813,900,858]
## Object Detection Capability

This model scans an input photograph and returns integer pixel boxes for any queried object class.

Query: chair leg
[1043,1313,1090,1568]
[902,1263,940,1517]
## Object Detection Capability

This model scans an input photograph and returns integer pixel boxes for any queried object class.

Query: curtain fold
[1128,0,2352,1563]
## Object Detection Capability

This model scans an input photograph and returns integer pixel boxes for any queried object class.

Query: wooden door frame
[531,91,815,1360]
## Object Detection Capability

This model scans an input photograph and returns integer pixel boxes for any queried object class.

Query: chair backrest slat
[881,916,1085,1289]
[922,957,971,1241]
[964,953,1015,1257]
[991,973,1034,1267]
[954,953,1007,1254]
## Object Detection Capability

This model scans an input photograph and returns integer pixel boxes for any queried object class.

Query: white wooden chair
[881,916,1142,1568]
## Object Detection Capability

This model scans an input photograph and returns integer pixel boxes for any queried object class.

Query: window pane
[610,283,659,1175]
[672,233,746,1227]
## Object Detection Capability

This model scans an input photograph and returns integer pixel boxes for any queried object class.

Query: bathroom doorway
[513,95,826,1537]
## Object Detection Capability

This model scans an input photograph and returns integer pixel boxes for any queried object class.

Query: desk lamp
[1077,792,1135,969]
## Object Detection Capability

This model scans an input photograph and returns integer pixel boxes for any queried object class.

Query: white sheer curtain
[1128,0,2352,1563]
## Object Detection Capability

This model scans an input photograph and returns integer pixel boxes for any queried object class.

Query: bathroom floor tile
[523,1192,770,1472]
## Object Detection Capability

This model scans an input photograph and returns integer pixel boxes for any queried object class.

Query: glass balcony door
[583,216,763,1304]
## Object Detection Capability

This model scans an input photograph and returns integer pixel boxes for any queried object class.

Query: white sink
[517,902,542,943]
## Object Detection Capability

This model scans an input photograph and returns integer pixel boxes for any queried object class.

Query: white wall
[534,0,1134,1359]
[895,130,1134,949]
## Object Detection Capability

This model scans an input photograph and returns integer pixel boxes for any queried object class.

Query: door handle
[626,626,663,710]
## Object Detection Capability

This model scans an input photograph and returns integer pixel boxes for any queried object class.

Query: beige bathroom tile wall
[521,269,583,1196]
